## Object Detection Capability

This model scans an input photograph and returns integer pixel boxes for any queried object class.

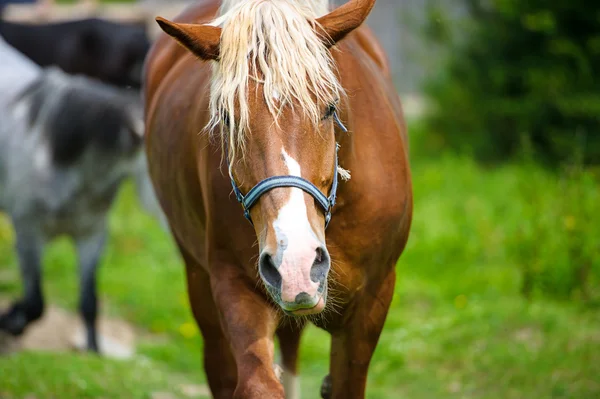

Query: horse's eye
[323,103,336,120]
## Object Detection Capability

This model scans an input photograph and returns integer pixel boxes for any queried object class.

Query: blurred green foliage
[410,122,600,303]
[422,0,600,165]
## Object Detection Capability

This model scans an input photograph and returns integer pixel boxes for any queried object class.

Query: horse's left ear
[155,17,221,61]
[315,0,376,48]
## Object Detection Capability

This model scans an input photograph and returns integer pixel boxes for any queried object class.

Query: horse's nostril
[294,292,313,305]
[259,252,282,290]
[310,247,330,283]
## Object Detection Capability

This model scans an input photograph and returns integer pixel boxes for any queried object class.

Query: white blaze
[273,148,320,303]
[274,148,311,232]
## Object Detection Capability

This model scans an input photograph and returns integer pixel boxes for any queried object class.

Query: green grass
[1,122,600,398]
[0,353,190,399]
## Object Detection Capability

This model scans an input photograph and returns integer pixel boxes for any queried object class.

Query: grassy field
[1,120,599,399]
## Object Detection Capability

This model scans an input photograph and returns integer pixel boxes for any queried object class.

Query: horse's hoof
[88,340,100,354]
[320,374,332,399]
[70,328,101,354]
[0,303,28,336]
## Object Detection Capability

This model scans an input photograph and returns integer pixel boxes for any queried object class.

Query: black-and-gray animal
[0,17,150,89]
[0,35,164,352]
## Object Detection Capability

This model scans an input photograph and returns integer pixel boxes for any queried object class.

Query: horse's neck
[0,35,41,107]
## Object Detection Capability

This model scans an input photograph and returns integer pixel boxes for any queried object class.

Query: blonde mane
[206,0,343,162]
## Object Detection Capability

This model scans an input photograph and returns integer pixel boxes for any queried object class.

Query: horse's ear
[155,17,221,61]
[315,0,375,48]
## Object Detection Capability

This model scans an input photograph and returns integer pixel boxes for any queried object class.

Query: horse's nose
[259,246,330,313]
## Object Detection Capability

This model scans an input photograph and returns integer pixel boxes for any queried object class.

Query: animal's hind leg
[276,320,305,399]
[325,270,396,399]
[177,241,237,399]
[75,228,107,353]
[0,227,44,335]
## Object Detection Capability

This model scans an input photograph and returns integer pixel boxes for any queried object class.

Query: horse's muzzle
[259,245,330,315]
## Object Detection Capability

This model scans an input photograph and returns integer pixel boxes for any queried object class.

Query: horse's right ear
[155,17,221,61]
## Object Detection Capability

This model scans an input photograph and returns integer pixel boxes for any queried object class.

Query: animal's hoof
[88,339,100,354]
[320,374,332,399]
[70,328,101,354]
[0,303,29,336]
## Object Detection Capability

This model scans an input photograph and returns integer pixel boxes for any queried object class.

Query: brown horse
[143,0,412,398]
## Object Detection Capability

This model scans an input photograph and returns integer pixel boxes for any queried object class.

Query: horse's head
[156,0,375,316]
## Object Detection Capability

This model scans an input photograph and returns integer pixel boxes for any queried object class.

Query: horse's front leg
[210,264,284,399]
[75,227,107,353]
[323,269,396,399]
[276,320,305,399]
[0,226,45,335]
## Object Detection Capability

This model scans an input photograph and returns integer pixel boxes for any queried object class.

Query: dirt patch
[0,300,136,359]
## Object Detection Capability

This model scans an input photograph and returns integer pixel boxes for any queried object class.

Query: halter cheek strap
[229,111,347,228]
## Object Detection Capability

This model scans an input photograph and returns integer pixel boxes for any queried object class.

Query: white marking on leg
[282,367,300,399]
[273,363,283,382]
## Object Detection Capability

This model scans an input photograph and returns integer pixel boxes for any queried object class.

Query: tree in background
[423,0,600,166]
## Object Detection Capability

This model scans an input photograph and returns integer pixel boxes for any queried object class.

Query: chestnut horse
[143,0,412,398]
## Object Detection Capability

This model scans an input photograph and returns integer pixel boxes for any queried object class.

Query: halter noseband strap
[229,111,347,228]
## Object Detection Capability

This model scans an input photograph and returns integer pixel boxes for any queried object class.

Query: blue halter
[229,111,348,228]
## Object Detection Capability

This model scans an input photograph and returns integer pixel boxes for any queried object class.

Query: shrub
[422,0,600,166]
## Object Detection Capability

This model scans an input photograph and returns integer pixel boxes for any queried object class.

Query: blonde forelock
[204,0,342,164]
